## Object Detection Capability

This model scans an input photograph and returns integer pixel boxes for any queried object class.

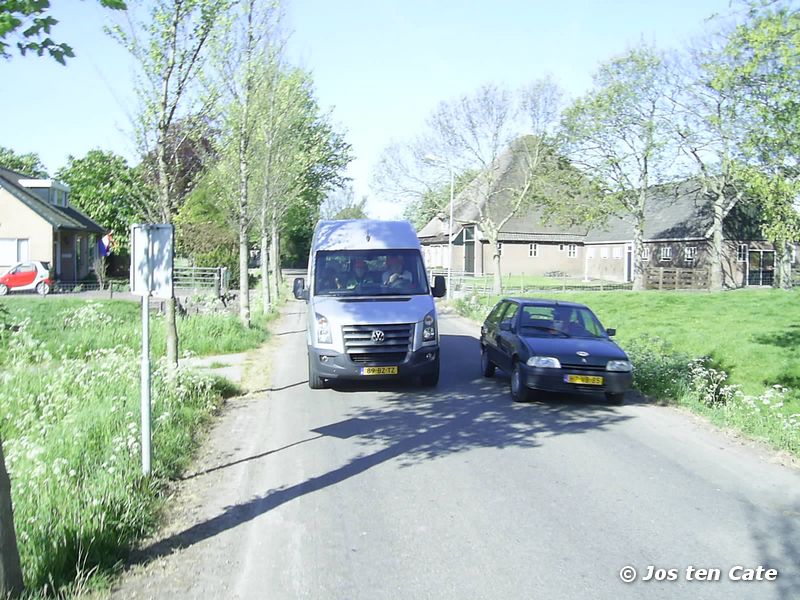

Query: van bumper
[309,346,439,380]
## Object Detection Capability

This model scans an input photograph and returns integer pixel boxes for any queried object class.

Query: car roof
[500,297,589,309]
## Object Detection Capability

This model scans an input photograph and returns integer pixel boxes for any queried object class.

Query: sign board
[130,224,174,299]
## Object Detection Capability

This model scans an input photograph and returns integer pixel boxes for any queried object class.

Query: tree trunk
[632,218,646,291]
[775,241,793,290]
[0,437,24,599]
[489,233,502,295]
[709,189,725,291]
[238,231,250,327]
[260,203,271,314]
[270,221,281,300]
[165,298,179,369]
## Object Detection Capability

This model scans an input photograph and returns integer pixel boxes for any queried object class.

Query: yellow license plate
[565,374,604,385]
[361,366,398,375]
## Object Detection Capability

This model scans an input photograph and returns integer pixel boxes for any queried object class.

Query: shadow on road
[128,331,636,566]
[746,498,800,600]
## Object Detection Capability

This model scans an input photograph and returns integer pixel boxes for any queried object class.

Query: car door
[7,263,36,289]
[481,300,509,365]
[495,301,520,373]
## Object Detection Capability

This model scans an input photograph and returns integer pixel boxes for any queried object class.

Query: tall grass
[0,298,274,595]
[453,289,800,456]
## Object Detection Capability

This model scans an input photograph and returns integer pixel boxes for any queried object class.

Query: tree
[561,46,678,290]
[0,146,47,177]
[55,149,145,253]
[320,184,369,220]
[111,0,232,366]
[0,0,126,64]
[713,0,800,288]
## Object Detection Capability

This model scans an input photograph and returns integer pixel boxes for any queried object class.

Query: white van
[293,220,446,389]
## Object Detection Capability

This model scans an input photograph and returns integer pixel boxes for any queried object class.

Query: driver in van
[382,255,412,287]
[343,259,373,290]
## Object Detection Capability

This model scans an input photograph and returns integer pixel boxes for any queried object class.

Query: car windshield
[519,304,607,338]
[314,249,430,297]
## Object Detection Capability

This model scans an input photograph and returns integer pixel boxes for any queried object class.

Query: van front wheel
[308,353,325,390]
[420,358,440,387]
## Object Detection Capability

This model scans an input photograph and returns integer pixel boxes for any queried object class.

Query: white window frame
[0,237,30,263]
[568,244,577,258]
[685,246,697,262]
[641,248,650,262]
[601,247,609,260]
[660,246,672,261]
[497,242,503,256]
[529,243,538,258]
[558,243,565,252]
[587,247,596,259]
[612,247,622,260]
[737,244,748,262]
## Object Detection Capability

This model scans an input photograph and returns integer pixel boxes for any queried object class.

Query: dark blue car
[479,298,633,404]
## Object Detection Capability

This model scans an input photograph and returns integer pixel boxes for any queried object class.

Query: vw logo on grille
[576,351,589,357]
[371,330,385,344]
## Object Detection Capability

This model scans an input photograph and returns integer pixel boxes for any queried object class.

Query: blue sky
[1,0,734,218]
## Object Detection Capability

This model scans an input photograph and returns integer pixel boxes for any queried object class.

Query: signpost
[130,224,174,476]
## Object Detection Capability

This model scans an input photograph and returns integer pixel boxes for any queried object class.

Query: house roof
[585,179,724,243]
[417,137,588,244]
[0,167,105,234]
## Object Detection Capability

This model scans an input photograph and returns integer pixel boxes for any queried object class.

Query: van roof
[313,220,421,251]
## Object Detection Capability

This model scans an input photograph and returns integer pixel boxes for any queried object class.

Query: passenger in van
[342,259,374,290]
[382,255,412,287]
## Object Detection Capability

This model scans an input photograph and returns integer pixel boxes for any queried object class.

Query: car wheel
[606,392,624,405]
[308,353,326,390]
[420,358,440,387]
[0,284,7,296]
[36,281,50,296]
[481,347,495,378]
[510,361,532,403]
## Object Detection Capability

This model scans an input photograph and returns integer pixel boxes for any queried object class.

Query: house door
[748,250,775,286]
[463,226,475,274]
[625,243,633,282]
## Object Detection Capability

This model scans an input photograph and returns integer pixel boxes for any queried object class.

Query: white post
[447,167,454,300]
[140,227,152,476]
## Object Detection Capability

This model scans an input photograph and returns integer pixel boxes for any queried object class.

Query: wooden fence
[645,268,709,290]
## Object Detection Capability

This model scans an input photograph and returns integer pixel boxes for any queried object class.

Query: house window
[0,238,30,264]
[568,244,577,258]
[558,244,565,252]
[587,247,596,259]
[76,236,83,273]
[529,243,538,258]
[601,247,609,259]
[497,242,503,256]
[612,247,622,260]
[660,246,672,261]
[685,246,697,262]
[642,248,650,262]
[464,226,475,242]
[737,244,748,262]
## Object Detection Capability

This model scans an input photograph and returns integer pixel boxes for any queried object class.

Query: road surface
[113,302,800,599]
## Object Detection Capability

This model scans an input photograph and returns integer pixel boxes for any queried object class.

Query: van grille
[343,323,412,365]
[561,363,607,372]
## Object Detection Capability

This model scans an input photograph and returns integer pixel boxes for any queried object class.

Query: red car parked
[0,261,53,295]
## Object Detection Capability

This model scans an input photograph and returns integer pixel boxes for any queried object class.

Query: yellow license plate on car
[361,366,398,375]
[565,374,604,385]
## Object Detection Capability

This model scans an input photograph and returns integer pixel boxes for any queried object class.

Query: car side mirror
[499,320,512,332]
[606,328,616,337]
[432,275,446,298]
[293,277,307,301]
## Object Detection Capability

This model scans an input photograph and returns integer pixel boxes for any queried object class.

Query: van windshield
[314,249,430,297]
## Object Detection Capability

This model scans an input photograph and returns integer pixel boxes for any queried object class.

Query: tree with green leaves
[55,149,145,253]
[0,0,126,64]
[0,146,47,177]
[110,0,232,366]
[320,184,369,220]
[713,0,800,288]
[561,46,678,291]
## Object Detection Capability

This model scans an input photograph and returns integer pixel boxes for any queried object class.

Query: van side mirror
[293,277,307,300]
[499,320,512,332]
[606,328,616,337]
[432,275,446,298]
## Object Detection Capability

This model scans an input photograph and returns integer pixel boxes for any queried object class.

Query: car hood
[521,335,628,367]
[312,294,434,325]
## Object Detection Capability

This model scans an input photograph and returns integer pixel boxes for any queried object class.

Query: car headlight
[606,360,632,372]
[526,356,561,368]
[422,311,436,342]
[316,313,332,344]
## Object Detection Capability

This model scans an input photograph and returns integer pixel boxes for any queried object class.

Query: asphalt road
[113,301,800,600]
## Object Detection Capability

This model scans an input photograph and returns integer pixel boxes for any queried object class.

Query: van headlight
[422,311,436,342]
[526,356,561,368]
[606,360,632,372]
[316,313,332,344]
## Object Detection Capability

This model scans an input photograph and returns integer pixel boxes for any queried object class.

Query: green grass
[453,289,800,456]
[0,296,278,595]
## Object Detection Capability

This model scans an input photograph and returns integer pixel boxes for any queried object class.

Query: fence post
[562,272,566,291]
[659,268,664,290]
